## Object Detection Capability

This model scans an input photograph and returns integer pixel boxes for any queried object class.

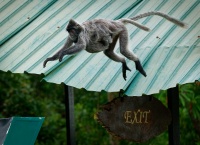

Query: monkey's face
[66,19,82,40]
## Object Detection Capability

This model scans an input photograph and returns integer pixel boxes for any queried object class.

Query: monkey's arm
[58,43,86,62]
[58,35,86,62]
[43,37,73,68]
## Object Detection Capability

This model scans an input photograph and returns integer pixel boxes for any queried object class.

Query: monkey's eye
[67,27,74,32]
[67,29,72,32]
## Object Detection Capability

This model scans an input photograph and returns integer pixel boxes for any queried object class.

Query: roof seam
[1,1,31,26]
[88,0,115,20]
[0,0,57,46]
[114,0,143,20]
[0,0,14,12]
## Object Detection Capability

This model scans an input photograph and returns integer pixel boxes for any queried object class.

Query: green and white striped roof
[0,0,199,96]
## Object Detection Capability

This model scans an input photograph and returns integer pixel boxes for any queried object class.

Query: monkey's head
[66,19,83,41]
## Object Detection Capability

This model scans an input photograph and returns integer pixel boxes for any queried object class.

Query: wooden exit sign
[95,96,171,142]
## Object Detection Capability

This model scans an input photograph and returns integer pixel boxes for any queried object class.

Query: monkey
[43,18,150,80]
[43,11,186,80]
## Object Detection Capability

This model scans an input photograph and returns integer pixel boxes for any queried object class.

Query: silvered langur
[43,11,186,80]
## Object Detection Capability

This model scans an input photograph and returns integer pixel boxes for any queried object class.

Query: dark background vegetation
[0,70,200,145]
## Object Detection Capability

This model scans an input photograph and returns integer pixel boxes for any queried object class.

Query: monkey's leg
[104,36,131,80]
[119,28,147,77]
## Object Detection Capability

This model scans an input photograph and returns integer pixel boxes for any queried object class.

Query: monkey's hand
[134,60,147,77]
[122,62,131,81]
[43,58,51,68]
[59,54,64,62]
[43,55,59,68]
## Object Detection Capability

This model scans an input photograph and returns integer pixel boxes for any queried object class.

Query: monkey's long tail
[119,18,151,31]
[130,11,187,28]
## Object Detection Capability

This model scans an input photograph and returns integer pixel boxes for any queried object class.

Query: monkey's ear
[66,19,78,30]
[67,19,84,32]
[68,19,78,25]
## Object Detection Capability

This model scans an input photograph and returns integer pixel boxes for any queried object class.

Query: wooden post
[64,85,75,145]
[167,86,180,145]
[107,93,119,145]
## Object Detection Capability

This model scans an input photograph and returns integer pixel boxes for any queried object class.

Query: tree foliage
[0,70,200,145]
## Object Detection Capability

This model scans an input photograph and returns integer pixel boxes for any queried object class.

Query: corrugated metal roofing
[0,0,199,96]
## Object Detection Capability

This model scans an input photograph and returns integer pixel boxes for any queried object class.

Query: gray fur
[43,11,186,80]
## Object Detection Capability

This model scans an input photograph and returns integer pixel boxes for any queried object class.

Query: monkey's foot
[134,60,147,77]
[122,62,131,81]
